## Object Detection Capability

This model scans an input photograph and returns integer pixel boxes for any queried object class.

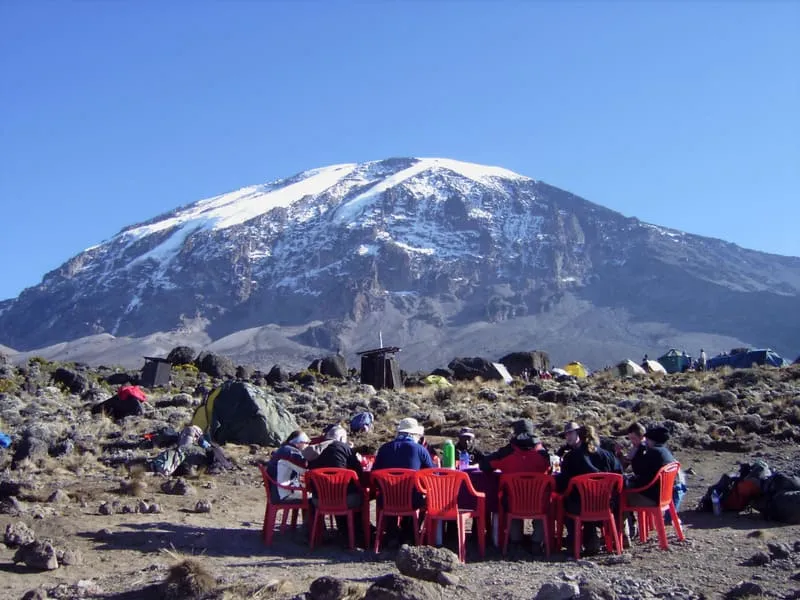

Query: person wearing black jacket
[308,426,366,542]
[624,426,677,504]
[556,422,623,554]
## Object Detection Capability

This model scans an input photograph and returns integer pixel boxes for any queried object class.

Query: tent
[563,362,588,378]
[657,349,692,374]
[191,381,298,446]
[642,360,667,375]
[707,349,788,370]
[616,359,646,378]
[422,374,452,388]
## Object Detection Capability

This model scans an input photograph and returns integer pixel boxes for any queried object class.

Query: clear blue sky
[1,2,798,301]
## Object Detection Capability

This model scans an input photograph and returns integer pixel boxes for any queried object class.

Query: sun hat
[397,417,424,436]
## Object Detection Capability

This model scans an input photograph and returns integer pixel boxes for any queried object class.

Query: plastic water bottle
[442,439,455,469]
[711,489,722,516]
[458,450,470,470]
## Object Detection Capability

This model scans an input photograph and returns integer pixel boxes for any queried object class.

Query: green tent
[657,349,692,374]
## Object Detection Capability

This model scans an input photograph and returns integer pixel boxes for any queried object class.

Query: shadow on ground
[680,509,785,532]
[77,521,383,563]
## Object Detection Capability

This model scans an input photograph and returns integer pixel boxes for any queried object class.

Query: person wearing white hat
[372,417,434,547]
[265,429,310,502]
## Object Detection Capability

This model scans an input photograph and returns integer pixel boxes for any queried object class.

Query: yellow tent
[191,386,221,432]
[423,374,452,387]
[563,361,588,378]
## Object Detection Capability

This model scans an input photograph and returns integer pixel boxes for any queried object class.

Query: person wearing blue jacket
[372,417,433,547]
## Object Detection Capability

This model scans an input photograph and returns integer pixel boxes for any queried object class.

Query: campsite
[1,350,800,600]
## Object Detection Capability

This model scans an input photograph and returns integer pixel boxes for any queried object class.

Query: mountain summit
[1,157,798,370]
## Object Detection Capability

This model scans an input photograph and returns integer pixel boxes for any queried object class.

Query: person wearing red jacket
[479,419,550,474]
[480,419,551,552]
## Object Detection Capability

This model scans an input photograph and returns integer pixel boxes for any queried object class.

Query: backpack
[350,412,374,433]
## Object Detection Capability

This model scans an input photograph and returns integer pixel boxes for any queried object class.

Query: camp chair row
[258,463,684,561]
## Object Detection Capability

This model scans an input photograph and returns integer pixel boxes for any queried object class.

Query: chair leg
[502,514,511,556]
[309,512,322,550]
[668,503,685,541]
[280,508,290,534]
[607,517,621,554]
[264,505,277,545]
[476,513,485,558]
[653,511,669,550]
[362,508,371,550]
[457,516,466,563]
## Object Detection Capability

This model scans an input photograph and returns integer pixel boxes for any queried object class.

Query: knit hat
[645,426,670,445]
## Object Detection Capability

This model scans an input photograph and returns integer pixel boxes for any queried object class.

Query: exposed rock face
[1,157,799,371]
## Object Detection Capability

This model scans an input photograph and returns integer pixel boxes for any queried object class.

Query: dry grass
[161,549,216,600]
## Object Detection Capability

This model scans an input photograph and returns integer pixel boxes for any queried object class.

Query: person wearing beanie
[265,430,311,502]
[479,419,552,552]
[479,419,550,474]
[455,427,485,465]
[307,425,368,542]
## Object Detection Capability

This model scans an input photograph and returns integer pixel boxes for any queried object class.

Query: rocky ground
[1,356,800,600]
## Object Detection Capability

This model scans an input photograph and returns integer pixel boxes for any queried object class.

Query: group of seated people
[265,415,684,555]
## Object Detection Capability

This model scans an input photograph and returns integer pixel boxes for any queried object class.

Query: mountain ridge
[1,157,798,371]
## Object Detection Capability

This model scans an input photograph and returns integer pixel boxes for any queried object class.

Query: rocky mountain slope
[1,157,798,371]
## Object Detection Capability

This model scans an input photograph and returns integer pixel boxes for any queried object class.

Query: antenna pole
[379,330,383,348]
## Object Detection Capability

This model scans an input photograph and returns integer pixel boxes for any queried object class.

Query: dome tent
[615,359,646,378]
[563,361,588,378]
[657,349,692,374]
[192,381,298,446]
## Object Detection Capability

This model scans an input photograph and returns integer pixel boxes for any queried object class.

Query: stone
[137,501,150,513]
[13,540,59,570]
[148,502,162,514]
[767,542,792,559]
[20,590,49,600]
[363,574,440,600]
[395,544,460,583]
[309,576,347,600]
[99,502,114,515]
[97,528,114,540]
[195,499,212,513]
[749,551,770,566]
[536,582,582,600]
[4,521,35,547]
[435,572,459,587]
[726,581,764,598]
[161,478,196,496]
[57,547,83,566]
[0,496,24,515]
[578,580,616,600]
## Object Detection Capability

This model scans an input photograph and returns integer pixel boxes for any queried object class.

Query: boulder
[4,521,35,547]
[309,576,348,600]
[13,540,59,570]
[448,357,494,381]
[395,544,460,583]
[52,367,89,395]
[363,574,440,600]
[499,351,551,376]
[196,352,236,379]
[266,365,290,386]
[166,346,196,366]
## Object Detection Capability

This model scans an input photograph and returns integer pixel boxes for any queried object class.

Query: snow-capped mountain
[1,157,799,370]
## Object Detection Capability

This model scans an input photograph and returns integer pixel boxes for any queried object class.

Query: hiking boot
[622,533,631,549]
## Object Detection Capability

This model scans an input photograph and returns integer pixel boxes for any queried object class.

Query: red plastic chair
[498,473,555,557]
[306,468,370,550]
[416,468,486,563]
[371,469,422,553]
[620,462,685,550]
[258,464,310,546]
[558,472,623,559]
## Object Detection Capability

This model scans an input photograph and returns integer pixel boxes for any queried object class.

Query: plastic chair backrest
[656,462,681,505]
[307,468,357,512]
[416,468,466,518]
[500,472,554,514]
[372,469,418,513]
[567,472,623,519]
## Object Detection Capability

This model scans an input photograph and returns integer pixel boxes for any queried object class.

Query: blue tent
[707,348,788,370]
